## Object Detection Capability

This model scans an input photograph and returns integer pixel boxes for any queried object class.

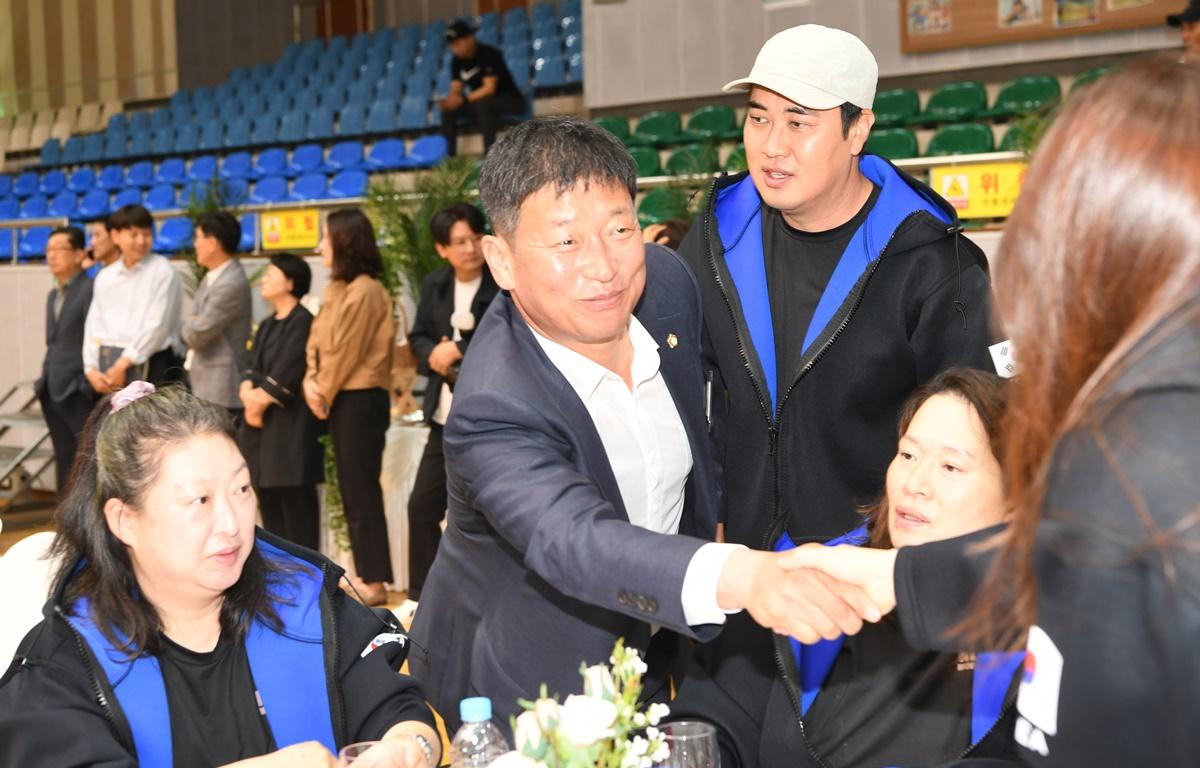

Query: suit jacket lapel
[45,289,58,342]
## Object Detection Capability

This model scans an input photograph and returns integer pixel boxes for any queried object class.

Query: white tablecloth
[318,421,430,593]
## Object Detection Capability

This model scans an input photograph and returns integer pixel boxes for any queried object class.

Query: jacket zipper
[320,560,348,748]
[54,605,132,752]
[959,695,1017,759]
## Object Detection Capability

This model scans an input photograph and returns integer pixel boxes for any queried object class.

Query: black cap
[445,19,476,41]
[1167,0,1200,26]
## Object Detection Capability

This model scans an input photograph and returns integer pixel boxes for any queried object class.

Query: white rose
[646,702,670,726]
[582,663,616,700]
[450,310,475,332]
[533,697,561,731]
[556,693,617,747]
[513,710,547,757]
[488,751,545,768]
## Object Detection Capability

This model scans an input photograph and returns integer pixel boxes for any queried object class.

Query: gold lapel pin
[666,333,678,349]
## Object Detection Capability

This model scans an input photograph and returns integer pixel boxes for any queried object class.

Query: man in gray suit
[36,226,95,491]
[182,212,252,414]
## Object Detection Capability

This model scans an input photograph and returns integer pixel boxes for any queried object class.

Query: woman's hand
[304,379,329,420]
[221,740,337,767]
[781,544,899,619]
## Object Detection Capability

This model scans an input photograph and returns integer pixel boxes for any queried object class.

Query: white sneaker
[394,599,419,628]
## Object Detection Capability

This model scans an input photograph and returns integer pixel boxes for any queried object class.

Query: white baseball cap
[723,25,878,110]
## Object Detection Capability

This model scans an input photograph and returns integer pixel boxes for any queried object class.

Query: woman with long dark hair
[0,385,439,767]
[304,208,395,606]
[792,57,1200,766]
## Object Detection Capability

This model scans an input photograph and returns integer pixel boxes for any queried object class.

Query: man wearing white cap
[671,25,998,766]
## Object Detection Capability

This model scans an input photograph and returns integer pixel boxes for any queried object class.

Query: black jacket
[35,270,94,404]
[673,159,998,767]
[238,305,325,488]
[407,264,499,424]
[895,301,1200,767]
[0,532,435,767]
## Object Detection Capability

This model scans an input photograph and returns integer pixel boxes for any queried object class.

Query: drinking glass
[654,720,721,768]
[338,741,381,766]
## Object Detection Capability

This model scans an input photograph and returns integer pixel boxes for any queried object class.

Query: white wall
[582,0,1179,109]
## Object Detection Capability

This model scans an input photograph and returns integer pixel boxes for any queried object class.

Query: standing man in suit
[36,226,95,491]
[409,117,884,732]
[405,202,499,612]
[181,211,252,415]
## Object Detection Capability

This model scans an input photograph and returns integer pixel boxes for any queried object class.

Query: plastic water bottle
[450,697,511,767]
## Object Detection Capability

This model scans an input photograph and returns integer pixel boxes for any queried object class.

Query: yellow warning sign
[261,208,320,250]
[930,161,1027,219]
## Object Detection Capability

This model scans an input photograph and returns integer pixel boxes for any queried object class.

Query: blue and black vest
[64,538,337,767]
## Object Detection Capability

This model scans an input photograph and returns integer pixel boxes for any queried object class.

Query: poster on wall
[999,0,1045,26]
[1107,0,1152,9]
[1054,0,1100,26]
[907,0,953,35]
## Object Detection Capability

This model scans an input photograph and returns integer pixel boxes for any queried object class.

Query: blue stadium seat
[564,32,581,55]
[225,116,252,148]
[278,112,305,143]
[219,178,250,206]
[532,2,556,22]
[155,157,187,186]
[106,113,127,134]
[82,134,104,163]
[97,165,125,191]
[476,27,499,46]
[250,62,271,82]
[48,191,77,218]
[150,107,172,131]
[19,226,52,260]
[534,55,567,88]
[347,80,374,106]
[561,14,580,36]
[238,213,257,252]
[170,90,191,110]
[508,57,532,92]
[193,85,214,105]
[214,83,236,103]
[128,111,150,133]
[181,181,209,207]
[367,100,398,133]
[0,197,18,220]
[112,187,143,209]
[0,175,9,197]
[61,136,85,165]
[434,66,453,100]
[220,151,254,181]
[174,123,200,153]
[251,115,278,145]
[68,168,95,193]
[288,144,328,176]
[397,96,430,130]
[502,25,529,50]
[40,170,66,196]
[364,138,406,170]
[329,170,368,198]
[129,129,153,155]
[267,93,292,117]
[198,121,224,151]
[290,173,328,201]
[13,172,39,198]
[250,176,288,204]
[338,104,367,136]
[403,135,448,168]
[532,18,558,40]
[217,100,241,125]
[306,108,335,140]
[0,230,11,260]
[103,132,128,160]
[229,66,249,85]
[194,102,219,123]
[503,7,528,28]
[77,188,109,220]
[21,195,48,219]
[327,141,364,172]
[145,184,177,212]
[566,53,583,85]
[41,139,62,167]
[154,217,193,253]
[151,127,176,156]
[127,161,155,189]
[252,147,288,178]
[234,81,258,102]
[189,155,219,184]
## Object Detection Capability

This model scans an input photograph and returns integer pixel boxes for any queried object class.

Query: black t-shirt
[802,616,975,767]
[762,184,880,389]
[159,632,274,768]
[451,42,521,98]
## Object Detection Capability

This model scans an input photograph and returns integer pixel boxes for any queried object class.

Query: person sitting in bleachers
[439,19,526,156]
[82,204,186,393]
[0,384,439,767]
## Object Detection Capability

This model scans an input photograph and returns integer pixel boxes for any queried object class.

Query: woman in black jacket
[790,57,1200,767]
[238,253,324,551]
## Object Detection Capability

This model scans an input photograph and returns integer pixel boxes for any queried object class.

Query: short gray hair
[478,116,639,236]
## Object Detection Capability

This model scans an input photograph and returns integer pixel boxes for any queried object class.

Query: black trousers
[258,484,320,552]
[329,388,393,583]
[36,388,94,491]
[440,92,526,156]
[406,424,446,601]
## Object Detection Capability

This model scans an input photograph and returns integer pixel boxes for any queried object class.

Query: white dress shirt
[433,274,482,426]
[533,316,742,627]
[83,253,184,370]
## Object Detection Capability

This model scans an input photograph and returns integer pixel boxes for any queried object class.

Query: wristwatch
[401,733,436,765]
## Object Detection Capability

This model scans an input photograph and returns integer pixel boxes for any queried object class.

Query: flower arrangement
[491,640,671,768]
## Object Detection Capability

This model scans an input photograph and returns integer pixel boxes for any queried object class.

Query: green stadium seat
[872,89,920,128]
[629,145,662,177]
[907,81,987,125]
[865,128,919,160]
[664,144,719,175]
[724,145,747,173]
[980,75,1061,119]
[631,110,686,147]
[925,122,995,157]
[999,123,1037,152]
[681,105,742,142]
[637,187,691,227]
[1071,66,1116,93]
[594,115,631,142]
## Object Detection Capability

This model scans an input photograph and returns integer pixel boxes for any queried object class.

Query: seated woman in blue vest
[0,383,440,768]
[673,367,1022,767]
